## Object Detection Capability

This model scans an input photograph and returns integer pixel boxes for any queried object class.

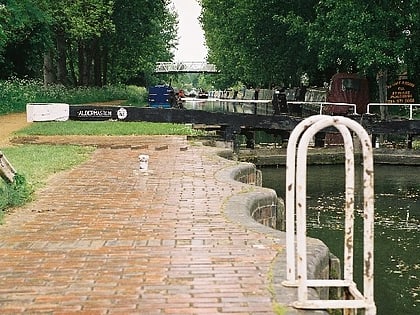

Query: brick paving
[0,136,285,314]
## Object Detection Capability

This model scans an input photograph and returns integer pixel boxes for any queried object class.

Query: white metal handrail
[288,101,358,115]
[283,116,356,284]
[283,115,376,314]
[366,102,420,120]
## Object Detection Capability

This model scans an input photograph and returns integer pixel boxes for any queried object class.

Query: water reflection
[182,98,272,115]
[261,165,419,315]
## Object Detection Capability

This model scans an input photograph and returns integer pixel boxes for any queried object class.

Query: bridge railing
[155,61,218,73]
[366,103,420,120]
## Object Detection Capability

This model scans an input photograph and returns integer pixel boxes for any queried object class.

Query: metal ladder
[282,115,376,314]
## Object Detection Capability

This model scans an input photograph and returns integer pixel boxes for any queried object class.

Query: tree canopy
[200,0,419,99]
[0,0,177,86]
[1,0,418,99]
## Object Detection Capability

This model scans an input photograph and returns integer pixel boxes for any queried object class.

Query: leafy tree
[403,0,419,98]
[0,3,7,57]
[200,0,419,101]
[0,0,50,78]
[41,0,115,86]
[200,0,317,88]
[199,0,242,85]
[106,0,177,85]
[309,0,419,100]
[252,0,318,87]
[0,0,177,87]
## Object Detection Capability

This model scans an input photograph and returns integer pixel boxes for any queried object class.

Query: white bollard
[138,154,149,172]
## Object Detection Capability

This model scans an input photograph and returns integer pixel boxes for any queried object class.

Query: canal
[261,165,419,315]
[184,97,419,312]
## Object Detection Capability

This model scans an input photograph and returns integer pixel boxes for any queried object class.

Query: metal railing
[155,61,218,73]
[282,115,376,314]
[288,101,358,115]
[366,102,420,120]
[185,99,359,117]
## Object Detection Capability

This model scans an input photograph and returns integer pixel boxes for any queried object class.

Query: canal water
[261,165,419,315]
[185,98,419,312]
[183,98,273,115]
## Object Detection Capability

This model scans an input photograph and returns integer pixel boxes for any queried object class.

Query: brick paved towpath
[0,135,311,315]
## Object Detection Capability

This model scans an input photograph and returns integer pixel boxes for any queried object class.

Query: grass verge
[15,120,205,136]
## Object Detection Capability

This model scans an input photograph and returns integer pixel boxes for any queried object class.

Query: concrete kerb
[213,150,329,315]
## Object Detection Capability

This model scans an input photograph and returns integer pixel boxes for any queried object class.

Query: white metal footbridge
[155,61,218,74]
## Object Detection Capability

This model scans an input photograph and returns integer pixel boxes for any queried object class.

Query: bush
[0,77,148,115]
[0,174,33,221]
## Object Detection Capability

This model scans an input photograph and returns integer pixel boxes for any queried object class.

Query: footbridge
[154,61,218,74]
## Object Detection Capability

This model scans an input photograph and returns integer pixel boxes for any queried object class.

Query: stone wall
[228,162,281,229]
[217,156,334,314]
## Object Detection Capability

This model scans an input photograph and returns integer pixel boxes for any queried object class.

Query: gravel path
[0,112,30,147]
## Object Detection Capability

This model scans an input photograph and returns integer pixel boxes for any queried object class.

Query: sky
[171,0,208,62]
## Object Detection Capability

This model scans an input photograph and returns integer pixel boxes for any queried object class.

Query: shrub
[0,77,148,115]
[0,174,33,221]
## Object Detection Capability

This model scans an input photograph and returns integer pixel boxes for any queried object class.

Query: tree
[0,3,7,58]
[308,0,419,100]
[403,0,420,99]
[200,0,317,88]
[200,0,419,101]
[199,0,243,85]
[41,0,115,86]
[0,0,177,87]
[0,0,50,79]
[106,0,177,85]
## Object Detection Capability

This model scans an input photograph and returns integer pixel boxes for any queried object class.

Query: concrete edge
[237,148,420,167]
[213,149,330,314]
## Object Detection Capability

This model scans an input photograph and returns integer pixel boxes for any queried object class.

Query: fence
[366,102,420,120]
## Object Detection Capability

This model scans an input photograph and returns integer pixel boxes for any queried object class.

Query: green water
[261,165,419,315]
